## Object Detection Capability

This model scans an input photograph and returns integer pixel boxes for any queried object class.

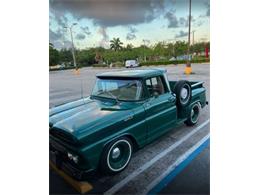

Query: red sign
[205,47,209,58]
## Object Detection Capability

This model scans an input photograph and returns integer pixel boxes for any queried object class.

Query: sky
[49,0,210,50]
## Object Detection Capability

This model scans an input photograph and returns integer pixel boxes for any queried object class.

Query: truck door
[144,76,177,142]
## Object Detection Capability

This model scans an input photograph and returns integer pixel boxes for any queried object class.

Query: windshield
[92,78,143,101]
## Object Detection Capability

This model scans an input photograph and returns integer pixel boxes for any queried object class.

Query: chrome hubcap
[191,104,200,123]
[191,109,195,117]
[112,147,120,159]
[180,88,188,99]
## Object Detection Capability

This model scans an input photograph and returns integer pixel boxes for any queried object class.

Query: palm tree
[110,38,123,51]
[49,42,54,48]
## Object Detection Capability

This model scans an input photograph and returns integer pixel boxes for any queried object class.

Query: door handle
[145,102,151,107]
[168,97,175,102]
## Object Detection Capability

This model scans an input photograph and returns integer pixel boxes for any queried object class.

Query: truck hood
[49,97,136,139]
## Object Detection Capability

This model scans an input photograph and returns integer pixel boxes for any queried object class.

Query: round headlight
[67,153,73,159]
[72,156,79,164]
[68,152,78,163]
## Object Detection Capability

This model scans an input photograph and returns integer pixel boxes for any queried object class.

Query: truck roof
[96,68,166,79]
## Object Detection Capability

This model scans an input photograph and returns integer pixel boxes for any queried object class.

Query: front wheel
[185,102,201,126]
[100,137,133,174]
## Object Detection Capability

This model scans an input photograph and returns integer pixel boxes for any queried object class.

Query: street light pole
[143,39,145,62]
[192,30,195,45]
[185,0,192,75]
[65,23,77,69]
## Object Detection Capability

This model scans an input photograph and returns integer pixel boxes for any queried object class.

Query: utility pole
[143,39,146,62]
[192,30,195,45]
[167,38,176,57]
[64,23,77,69]
[185,0,192,75]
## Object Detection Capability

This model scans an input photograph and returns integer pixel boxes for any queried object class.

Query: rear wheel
[185,102,201,126]
[100,137,132,174]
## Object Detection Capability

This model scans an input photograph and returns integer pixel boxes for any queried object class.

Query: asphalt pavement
[159,145,210,195]
[49,63,210,195]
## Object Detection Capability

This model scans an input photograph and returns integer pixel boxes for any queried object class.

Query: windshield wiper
[95,91,120,104]
[105,91,120,104]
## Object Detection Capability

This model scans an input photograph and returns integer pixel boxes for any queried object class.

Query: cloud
[196,20,204,27]
[143,39,151,45]
[49,29,63,41]
[126,26,138,40]
[200,37,208,42]
[164,10,178,28]
[50,0,167,27]
[179,17,187,27]
[50,11,69,28]
[98,26,109,47]
[164,10,195,28]
[49,28,72,49]
[126,33,136,40]
[81,26,91,35]
[175,30,189,38]
[205,1,210,16]
[199,0,210,17]
[76,33,86,40]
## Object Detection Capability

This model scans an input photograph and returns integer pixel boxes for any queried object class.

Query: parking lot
[49,63,210,194]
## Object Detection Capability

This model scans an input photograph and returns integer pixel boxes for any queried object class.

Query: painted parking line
[49,90,73,97]
[104,119,210,195]
[146,133,210,195]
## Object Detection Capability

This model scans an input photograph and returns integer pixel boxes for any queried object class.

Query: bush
[140,58,210,66]
[92,64,108,68]
[113,61,124,67]
[140,61,175,66]
[49,66,75,71]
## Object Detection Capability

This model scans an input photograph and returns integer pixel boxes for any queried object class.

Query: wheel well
[103,134,139,153]
[124,134,139,152]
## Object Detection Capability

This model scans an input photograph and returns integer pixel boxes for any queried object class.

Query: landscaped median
[49,58,210,71]
[140,58,210,66]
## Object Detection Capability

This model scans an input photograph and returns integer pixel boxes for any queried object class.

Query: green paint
[49,69,207,177]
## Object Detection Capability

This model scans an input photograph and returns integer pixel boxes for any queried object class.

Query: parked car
[176,55,192,61]
[49,68,207,180]
[169,57,176,61]
[125,60,139,68]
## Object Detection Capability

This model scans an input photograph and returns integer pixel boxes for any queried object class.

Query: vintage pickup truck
[49,68,207,180]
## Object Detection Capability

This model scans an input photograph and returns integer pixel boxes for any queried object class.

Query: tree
[95,52,103,63]
[166,43,174,57]
[110,38,123,51]
[59,49,73,65]
[173,41,188,58]
[125,44,134,50]
[49,43,60,66]
[153,42,167,58]
[76,49,96,66]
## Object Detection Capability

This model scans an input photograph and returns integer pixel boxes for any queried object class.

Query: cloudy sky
[49,0,210,49]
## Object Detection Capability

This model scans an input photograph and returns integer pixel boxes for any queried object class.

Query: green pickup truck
[49,68,207,180]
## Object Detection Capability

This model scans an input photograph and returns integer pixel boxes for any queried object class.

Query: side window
[146,79,152,86]
[146,76,167,97]
[151,77,158,85]
[145,79,153,96]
